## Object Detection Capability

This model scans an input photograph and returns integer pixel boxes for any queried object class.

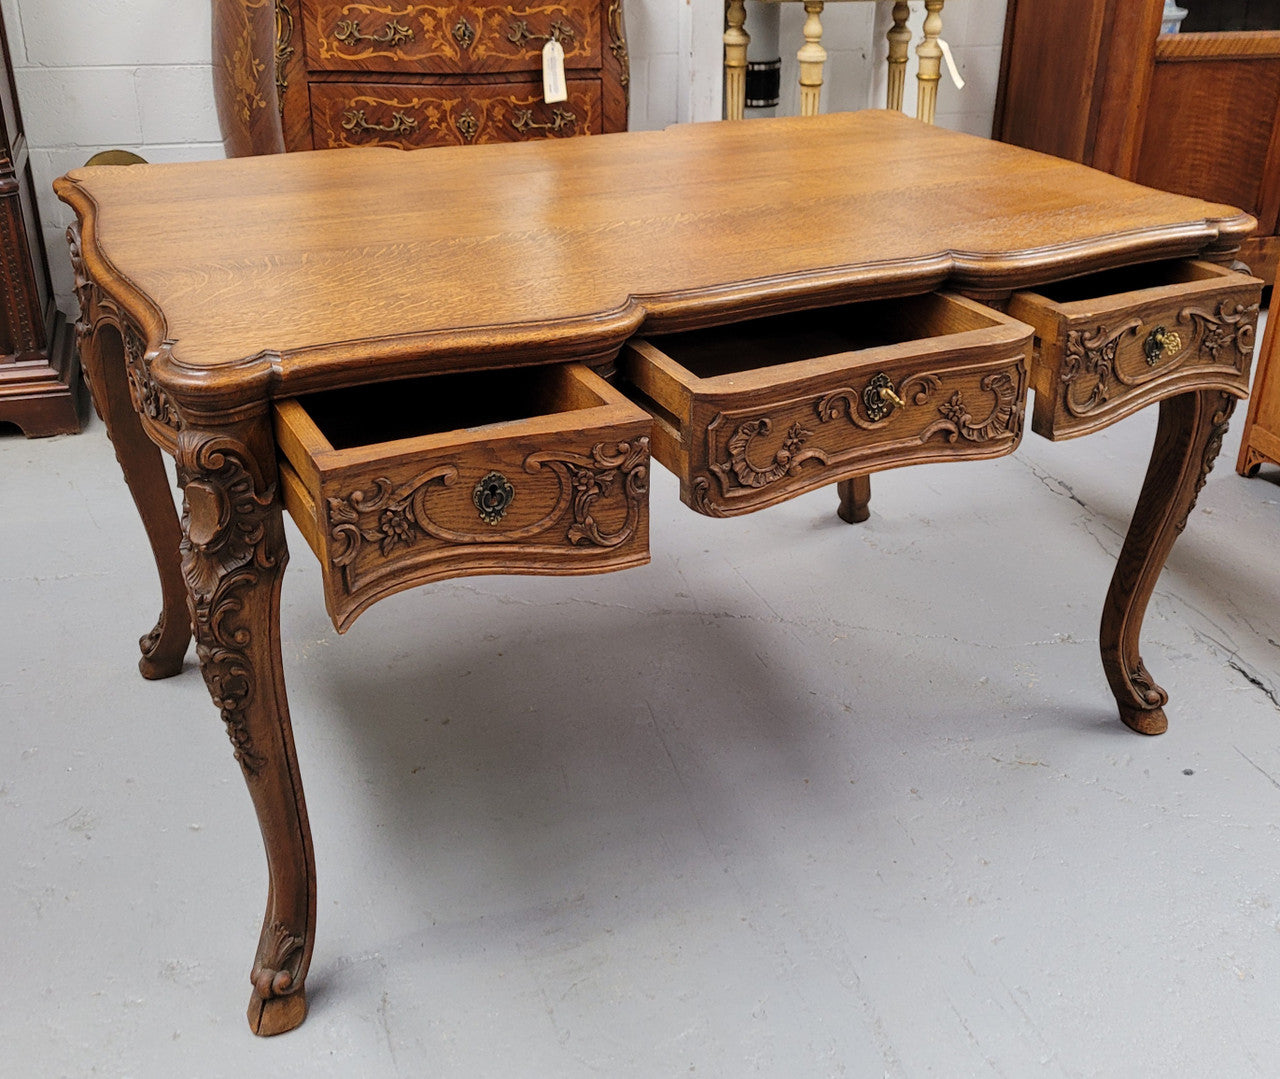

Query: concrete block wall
[6,0,1008,317]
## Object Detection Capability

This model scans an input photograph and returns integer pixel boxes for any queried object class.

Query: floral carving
[1179,299,1258,362]
[327,468,459,565]
[325,439,649,570]
[1061,318,1141,416]
[528,439,650,548]
[178,433,278,777]
[921,371,1022,444]
[123,328,180,431]
[723,418,812,489]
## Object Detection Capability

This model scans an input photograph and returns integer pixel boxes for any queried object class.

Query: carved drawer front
[302,1,603,74]
[1008,259,1263,440]
[309,78,601,147]
[275,363,651,631]
[619,293,1033,518]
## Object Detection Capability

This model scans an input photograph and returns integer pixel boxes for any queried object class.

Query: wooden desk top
[56,110,1253,407]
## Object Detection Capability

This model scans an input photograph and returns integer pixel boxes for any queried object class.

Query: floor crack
[1228,661,1280,711]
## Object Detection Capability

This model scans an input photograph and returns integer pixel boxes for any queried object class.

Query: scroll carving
[325,438,649,571]
[1061,319,1141,416]
[252,921,304,1000]
[526,438,650,548]
[717,418,819,489]
[123,328,180,432]
[920,371,1022,444]
[817,374,942,430]
[1173,392,1236,536]
[1179,300,1258,362]
[178,432,278,778]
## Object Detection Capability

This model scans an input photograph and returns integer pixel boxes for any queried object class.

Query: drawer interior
[638,294,1010,382]
[287,365,601,452]
[1023,259,1230,305]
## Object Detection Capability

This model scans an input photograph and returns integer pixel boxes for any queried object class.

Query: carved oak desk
[55,110,1261,1035]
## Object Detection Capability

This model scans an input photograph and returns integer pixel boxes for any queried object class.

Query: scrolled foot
[1118,704,1168,736]
[138,613,189,680]
[247,987,307,1036]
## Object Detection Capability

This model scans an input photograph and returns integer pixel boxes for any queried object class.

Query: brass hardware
[452,15,475,49]
[510,107,577,135]
[341,109,418,136]
[332,19,414,47]
[1143,325,1182,366]
[275,1,295,117]
[455,108,479,142]
[508,19,577,47]
[862,372,904,421]
[474,471,515,524]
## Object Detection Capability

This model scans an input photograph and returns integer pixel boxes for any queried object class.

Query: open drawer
[275,363,651,631]
[618,292,1033,517]
[1008,258,1263,440]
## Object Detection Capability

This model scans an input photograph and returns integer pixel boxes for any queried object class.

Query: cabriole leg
[176,419,316,1035]
[1100,388,1237,734]
[80,322,190,678]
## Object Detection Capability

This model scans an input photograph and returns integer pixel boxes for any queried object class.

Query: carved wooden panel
[273,363,650,630]
[301,0,602,73]
[308,77,600,147]
[619,292,1033,518]
[1010,259,1263,440]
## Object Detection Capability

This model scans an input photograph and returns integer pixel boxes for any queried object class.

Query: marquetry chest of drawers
[214,0,630,156]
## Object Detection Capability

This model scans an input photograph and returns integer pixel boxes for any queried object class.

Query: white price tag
[938,39,965,90]
[543,40,567,104]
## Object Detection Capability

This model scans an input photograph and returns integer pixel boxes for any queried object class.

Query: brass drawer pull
[452,15,475,49]
[332,18,414,48]
[507,19,577,47]
[1143,325,1182,366]
[474,471,515,524]
[862,372,904,421]
[341,109,419,137]
[511,107,577,135]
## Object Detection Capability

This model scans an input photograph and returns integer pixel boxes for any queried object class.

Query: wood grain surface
[55,110,1253,409]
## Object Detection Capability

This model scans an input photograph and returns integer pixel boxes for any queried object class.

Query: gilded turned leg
[176,419,315,1035]
[1100,388,1237,735]
[836,474,872,524]
[78,321,191,679]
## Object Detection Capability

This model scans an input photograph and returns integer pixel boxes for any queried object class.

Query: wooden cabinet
[214,0,630,156]
[1238,309,1280,473]
[0,11,81,436]
[994,0,1280,286]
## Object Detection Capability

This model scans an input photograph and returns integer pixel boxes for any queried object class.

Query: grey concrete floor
[3,346,1280,1077]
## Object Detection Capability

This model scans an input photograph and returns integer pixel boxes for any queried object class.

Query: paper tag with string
[938,39,965,90]
[543,40,568,103]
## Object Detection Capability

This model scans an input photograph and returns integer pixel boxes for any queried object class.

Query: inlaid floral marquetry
[308,2,602,73]
[310,81,601,147]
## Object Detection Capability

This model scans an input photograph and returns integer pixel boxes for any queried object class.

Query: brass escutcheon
[474,471,514,524]
[1143,325,1182,366]
[452,15,475,49]
[455,108,479,142]
[862,372,904,422]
